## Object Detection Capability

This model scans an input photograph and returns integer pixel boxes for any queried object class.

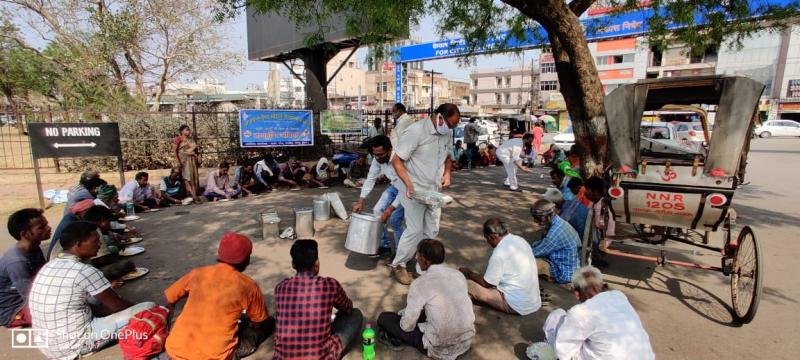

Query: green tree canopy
[218,0,798,173]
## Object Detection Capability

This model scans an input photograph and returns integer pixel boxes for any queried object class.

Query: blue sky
[222,15,539,90]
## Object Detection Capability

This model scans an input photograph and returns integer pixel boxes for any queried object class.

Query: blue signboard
[395,64,403,104]
[239,110,313,147]
[395,1,794,63]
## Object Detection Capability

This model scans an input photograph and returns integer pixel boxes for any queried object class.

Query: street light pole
[430,69,434,115]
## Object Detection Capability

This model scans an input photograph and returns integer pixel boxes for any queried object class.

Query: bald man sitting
[542,266,654,360]
[459,218,544,315]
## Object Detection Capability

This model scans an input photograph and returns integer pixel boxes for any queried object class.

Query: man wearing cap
[48,199,95,260]
[530,199,580,284]
[64,171,103,215]
[165,232,274,360]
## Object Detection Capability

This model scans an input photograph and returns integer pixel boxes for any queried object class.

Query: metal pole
[117,155,125,187]
[33,158,45,208]
[430,69,434,115]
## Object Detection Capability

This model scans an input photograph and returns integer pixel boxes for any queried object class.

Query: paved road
[1,137,798,359]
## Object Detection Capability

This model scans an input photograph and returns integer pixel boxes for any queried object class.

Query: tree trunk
[300,46,338,143]
[150,61,169,111]
[124,49,145,96]
[503,0,608,177]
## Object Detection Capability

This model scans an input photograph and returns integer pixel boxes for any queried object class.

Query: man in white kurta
[391,103,460,285]
[495,133,533,191]
[544,266,654,360]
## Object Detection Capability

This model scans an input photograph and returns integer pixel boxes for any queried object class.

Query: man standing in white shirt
[390,103,460,285]
[389,103,415,147]
[544,265,654,360]
[352,135,405,256]
[377,239,475,359]
[496,133,534,192]
[459,218,543,315]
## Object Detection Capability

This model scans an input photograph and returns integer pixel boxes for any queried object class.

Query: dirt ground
[1,138,800,359]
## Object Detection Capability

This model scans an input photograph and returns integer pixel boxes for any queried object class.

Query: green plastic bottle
[362,323,376,360]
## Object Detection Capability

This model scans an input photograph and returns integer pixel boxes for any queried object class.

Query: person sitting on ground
[82,206,136,286]
[542,266,654,359]
[159,167,187,206]
[1,209,49,328]
[65,171,102,215]
[48,199,95,260]
[560,178,591,240]
[309,157,340,188]
[120,171,157,212]
[274,239,363,359]
[234,161,262,196]
[204,161,240,201]
[344,153,369,188]
[278,157,308,191]
[165,232,274,360]
[378,239,475,359]
[543,144,566,168]
[29,221,155,359]
[550,168,568,194]
[480,144,498,167]
[94,184,137,235]
[254,154,280,192]
[451,140,465,171]
[530,199,580,284]
[459,218,544,315]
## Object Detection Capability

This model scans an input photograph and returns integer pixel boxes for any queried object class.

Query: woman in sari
[172,125,201,202]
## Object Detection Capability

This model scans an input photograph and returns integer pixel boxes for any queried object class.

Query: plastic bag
[412,190,454,208]
[323,192,349,220]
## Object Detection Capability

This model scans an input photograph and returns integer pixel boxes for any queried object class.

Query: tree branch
[568,0,595,16]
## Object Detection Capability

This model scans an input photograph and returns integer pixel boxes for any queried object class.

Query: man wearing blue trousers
[352,135,405,256]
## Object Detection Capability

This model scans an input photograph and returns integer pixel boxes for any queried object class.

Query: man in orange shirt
[164,232,274,360]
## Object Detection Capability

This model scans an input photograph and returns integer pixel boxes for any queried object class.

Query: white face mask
[435,114,450,135]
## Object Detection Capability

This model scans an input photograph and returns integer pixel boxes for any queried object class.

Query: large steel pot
[294,207,314,238]
[344,213,382,255]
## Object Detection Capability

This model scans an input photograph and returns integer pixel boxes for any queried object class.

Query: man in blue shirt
[0,208,50,327]
[531,199,580,284]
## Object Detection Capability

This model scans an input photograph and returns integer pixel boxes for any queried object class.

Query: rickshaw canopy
[605,75,765,177]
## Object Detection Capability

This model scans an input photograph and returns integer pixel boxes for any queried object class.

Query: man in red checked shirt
[274,239,363,359]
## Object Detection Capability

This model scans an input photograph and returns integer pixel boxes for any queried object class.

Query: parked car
[675,122,709,142]
[754,119,800,138]
[553,127,575,150]
[640,122,702,156]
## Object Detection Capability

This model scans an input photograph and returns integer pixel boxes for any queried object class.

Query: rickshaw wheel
[730,226,763,324]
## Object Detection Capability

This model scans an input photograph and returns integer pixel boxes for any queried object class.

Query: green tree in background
[0,0,241,111]
[216,0,798,174]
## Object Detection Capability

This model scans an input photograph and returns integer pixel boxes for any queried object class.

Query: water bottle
[125,203,135,217]
[361,323,376,360]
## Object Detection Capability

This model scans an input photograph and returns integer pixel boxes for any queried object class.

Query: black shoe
[379,331,404,351]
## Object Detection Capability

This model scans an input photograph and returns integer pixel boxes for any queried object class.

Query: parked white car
[640,122,702,156]
[553,127,575,150]
[754,119,800,138]
[675,122,710,143]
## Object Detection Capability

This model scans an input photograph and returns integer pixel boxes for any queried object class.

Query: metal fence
[0,107,433,171]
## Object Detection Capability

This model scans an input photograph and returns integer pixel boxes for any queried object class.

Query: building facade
[469,67,535,115]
